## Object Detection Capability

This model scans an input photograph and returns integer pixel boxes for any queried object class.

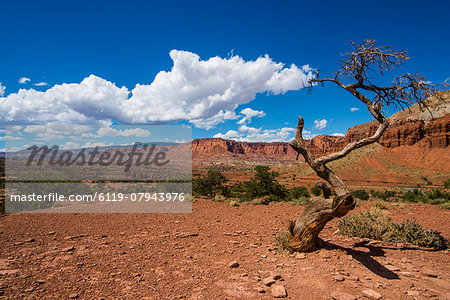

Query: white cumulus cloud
[313,119,327,130]
[0,82,5,96]
[350,107,359,112]
[213,125,295,143]
[237,108,266,124]
[97,126,151,137]
[33,82,48,86]
[18,77,31,84]
[0,50,315,129]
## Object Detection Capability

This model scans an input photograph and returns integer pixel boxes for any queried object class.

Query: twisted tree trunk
[286,115,388,252]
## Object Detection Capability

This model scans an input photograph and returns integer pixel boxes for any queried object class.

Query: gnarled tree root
[287,193,356,252]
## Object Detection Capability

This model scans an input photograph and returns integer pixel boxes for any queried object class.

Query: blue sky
[1,0,449,148]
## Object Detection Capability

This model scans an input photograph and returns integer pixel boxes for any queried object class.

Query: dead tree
[287,39,447,252]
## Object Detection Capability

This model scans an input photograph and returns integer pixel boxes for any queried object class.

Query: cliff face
[192,92,450,160]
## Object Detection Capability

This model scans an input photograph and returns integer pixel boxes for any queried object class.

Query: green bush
[338,209,448,250]
[444,179,450,189]
[193,170,228,198]
[401,188,449,204]
[371,189,396,201]
[391,220,448,250]
[290,186,310,199]
[351,189,370,201]
[310,185,322,196]
[243,166,289,202]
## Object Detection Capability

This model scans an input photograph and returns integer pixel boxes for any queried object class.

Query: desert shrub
[401,189,427,203]
[213,194,226,202]
[243,166,289,202]
[401,188,449,204]
[338,209,448,250]
[290,186,310,199]
[250,196,271,205]
[438,202,450,210]
[444,179,450,189]
[351,189,370,201]
[338,209,394,240]
[275,232,291,253]
[374,201,388,210]
[193,170,228,198]
[391,220,448,250]
[227,200,240,207]
[310,185,322,196]
[424,189,450,201]
[371,189,396,201]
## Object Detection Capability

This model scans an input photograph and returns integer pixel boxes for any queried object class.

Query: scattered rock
[69,293,79,299]
[362,289,382,300]
[24,238,35,243]
[330,291,357,300]
[47,231,56,235]
[348,275,360,281]
[407,290,419,297]
[61,246,75,252]
[399,271,414,277]
[333,275,345,282]
[271,285,287,298]
[386,264,400,272]
[263,277,276,286]
[421,268,438,278]
[255,286,266,293]
[229,261,239,268]
[295,253,306,259]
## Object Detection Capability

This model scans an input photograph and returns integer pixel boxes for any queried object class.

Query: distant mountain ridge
[192,91,450,161]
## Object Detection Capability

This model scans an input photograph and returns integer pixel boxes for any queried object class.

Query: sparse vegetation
[193,170,229,198]
[351,189,370,201]
[338,209,448,250]
[310,185,322,196]
[370,189,396,201]
[444,179,450,189]
[373,201,388,210]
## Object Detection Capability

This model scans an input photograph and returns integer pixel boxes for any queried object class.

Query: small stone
[421,268,438,278]
[348,275,360,281]
[47,231,56,235]
[295,253,306,259]
[69,293,79,299]
[330,291,357,300]
[399,271,414,277]
[36,279,46,284]
[386,264,400,272]
[333,275,345,282]
[229,261,239,268]
[407,291,419,297]
[263,277,276,286]
[362,289,382,300]
[24,238,35,243]
[271,285,287,298]
[61,246,75,252]
[255,286,266,293]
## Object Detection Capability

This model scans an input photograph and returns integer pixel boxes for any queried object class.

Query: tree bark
[286,116,386,252]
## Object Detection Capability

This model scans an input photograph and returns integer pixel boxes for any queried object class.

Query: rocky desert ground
[0,199,449,300]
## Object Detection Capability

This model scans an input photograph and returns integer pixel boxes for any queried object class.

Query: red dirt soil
[1,200,449,299]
